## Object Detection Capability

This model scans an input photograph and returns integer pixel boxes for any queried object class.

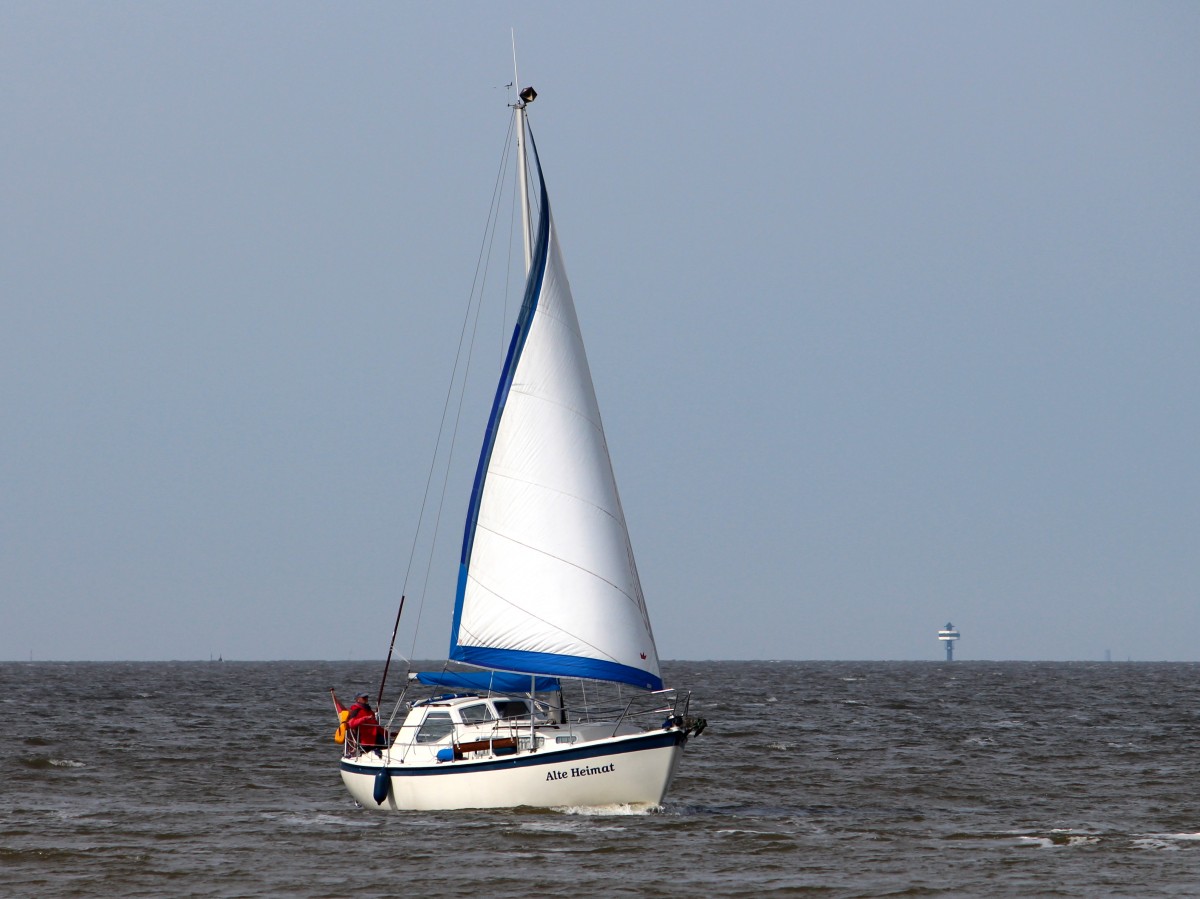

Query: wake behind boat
[336,85,703,811]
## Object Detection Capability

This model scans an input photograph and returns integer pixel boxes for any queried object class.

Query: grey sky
[3,3,1197,662]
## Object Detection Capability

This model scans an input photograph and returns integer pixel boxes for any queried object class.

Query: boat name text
[545,763,615,782]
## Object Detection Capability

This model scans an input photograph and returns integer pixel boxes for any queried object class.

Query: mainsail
[449,128,661,691]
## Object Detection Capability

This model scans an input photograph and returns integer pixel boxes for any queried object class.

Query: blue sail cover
[414,671,560,693]
[448,123,663,692]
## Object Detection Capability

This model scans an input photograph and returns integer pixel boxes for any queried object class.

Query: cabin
[358,692,652,764]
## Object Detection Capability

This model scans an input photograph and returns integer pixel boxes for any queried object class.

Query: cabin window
[460,703,495,725]
[415,711,455,744]
[493,700,531,719]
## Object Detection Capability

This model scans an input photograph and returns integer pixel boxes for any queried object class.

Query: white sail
[449,132,661,690]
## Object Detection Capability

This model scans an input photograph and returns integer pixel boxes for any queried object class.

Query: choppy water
[4,660,1200,897]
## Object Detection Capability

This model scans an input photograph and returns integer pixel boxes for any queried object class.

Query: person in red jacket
[345,692,386,752]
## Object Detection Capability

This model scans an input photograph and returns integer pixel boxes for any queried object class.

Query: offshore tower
[938,622,960,661]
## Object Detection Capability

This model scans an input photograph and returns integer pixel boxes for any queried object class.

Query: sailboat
[337,86,704,811]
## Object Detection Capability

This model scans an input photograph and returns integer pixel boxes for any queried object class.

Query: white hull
[340,729,686,811]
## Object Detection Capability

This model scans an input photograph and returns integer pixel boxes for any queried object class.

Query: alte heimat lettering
[545,762,615,782]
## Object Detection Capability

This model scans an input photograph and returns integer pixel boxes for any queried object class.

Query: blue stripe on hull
[341,729,684,778]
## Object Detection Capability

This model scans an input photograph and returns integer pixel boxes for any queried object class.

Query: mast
[511,35,536,273]
[514,85,537,273]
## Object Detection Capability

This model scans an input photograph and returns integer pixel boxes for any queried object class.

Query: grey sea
[4,660,1200,897]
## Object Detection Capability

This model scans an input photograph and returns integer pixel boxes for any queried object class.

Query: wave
[17,757,86,770]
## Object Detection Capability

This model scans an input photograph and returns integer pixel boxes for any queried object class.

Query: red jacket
[346,701,385,748]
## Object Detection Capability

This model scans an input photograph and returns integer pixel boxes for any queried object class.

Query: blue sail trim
[453,644,664,692]
[449,122,552,662]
